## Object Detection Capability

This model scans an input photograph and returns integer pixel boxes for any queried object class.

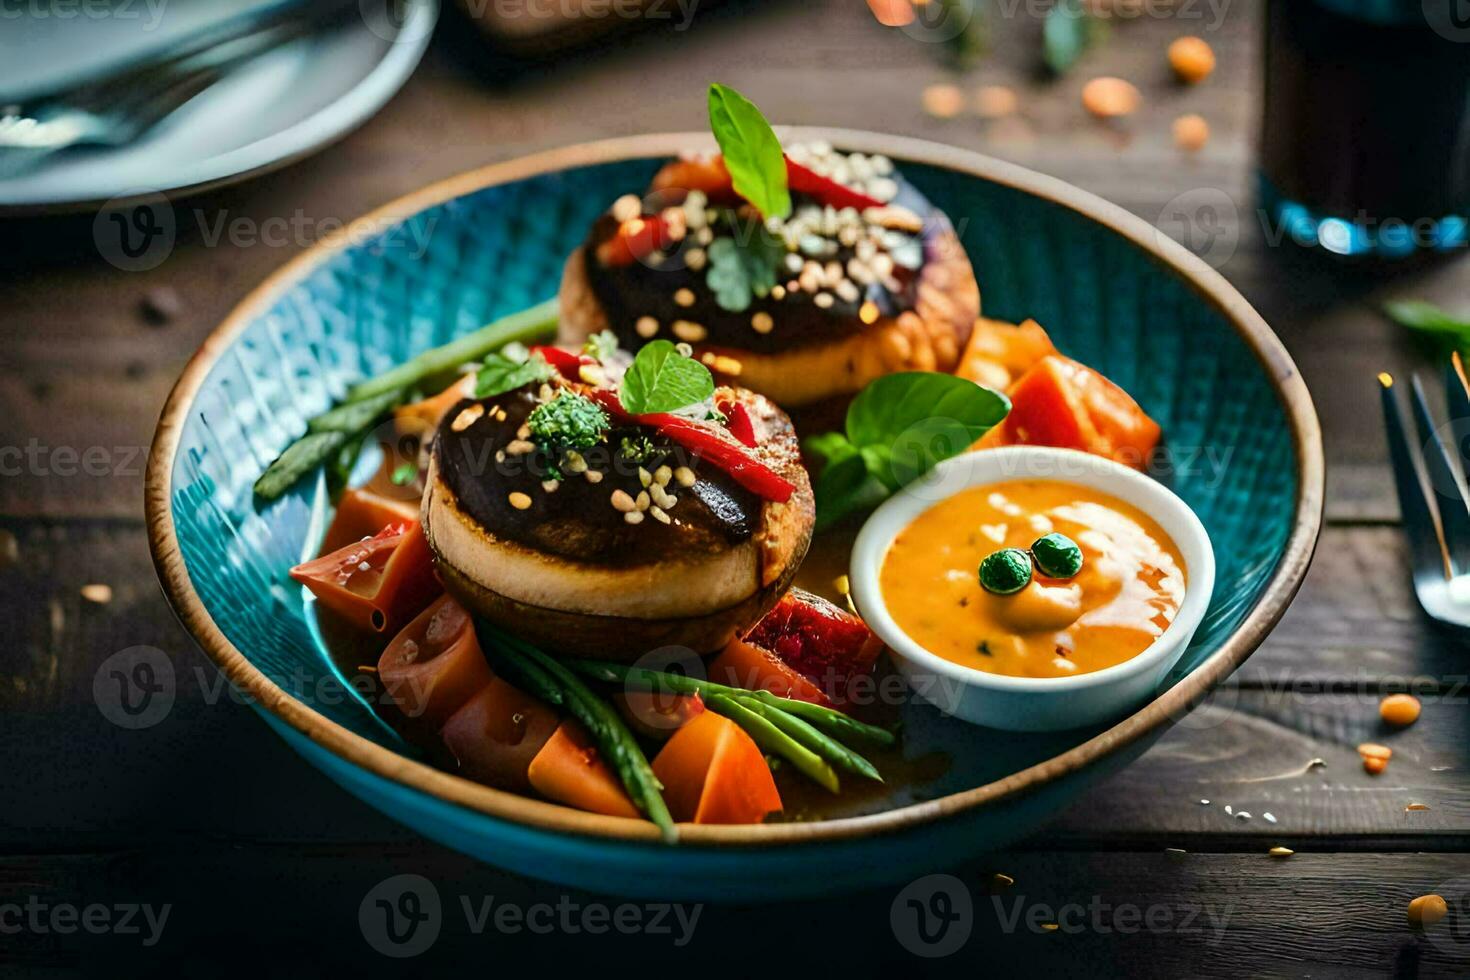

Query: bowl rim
[145,128,1324,848]
[849,446,1217,698]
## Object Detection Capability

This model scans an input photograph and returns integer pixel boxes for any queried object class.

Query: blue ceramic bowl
[146,131,1323,901]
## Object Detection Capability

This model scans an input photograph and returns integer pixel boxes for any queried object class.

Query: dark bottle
[1260,0,1470,256]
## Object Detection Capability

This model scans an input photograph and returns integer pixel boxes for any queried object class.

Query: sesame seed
[636,490,650,511]
[450,404,484,432]
[80,583,112,604]
[686,248,707,271]
[770,285,786,300]
[578,363,605,386]
[585,470,604,484]
[516,424,531,439]
[784,253,804,274]
[623,510,644,525]
[537,383,553,402]
[565,451,588,474]
[654,464,672,486]
[674,287,696,307]
[672,320,707,342]
[674,466,696,487]
[506,439,535,455]
[638,467,652,487]
[635,316,659,338]
[650,506,671,524]
[836,280,860,303]
[695,227,713,245]
[495,450,506,463]
[814,292,834,309]
[610,489,636,512]
[751,311,774,334]
[675,342,693,357]
[650,484,675,509]
[611,194,641,222]
[542,480,560,493]
[508,492,532,510]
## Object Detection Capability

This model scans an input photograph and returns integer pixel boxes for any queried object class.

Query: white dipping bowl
[849,447,1215,732]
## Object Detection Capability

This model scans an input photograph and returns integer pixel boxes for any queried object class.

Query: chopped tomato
[528,720,641,818]
[290,520,441,633]
[652,712,782,824]
[377,595,492,729]
[441,677,559,792]
[319,488,419,554]
[978,355,1161,469]
[708,636,832,708]
[613,690,705,740]
[595,214,679,266]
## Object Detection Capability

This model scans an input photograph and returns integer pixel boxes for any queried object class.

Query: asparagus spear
[569,660,896,747]
[705,695,840,793]
[346,298,559,402]
[734,695,882,783]
[253,430,348,500]
[480,626,676,843]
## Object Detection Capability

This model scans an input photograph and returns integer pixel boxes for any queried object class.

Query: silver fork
[0,0,358,173]
[1379,352,1470,628]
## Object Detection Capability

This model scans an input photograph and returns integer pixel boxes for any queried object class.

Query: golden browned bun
[422,383,814,659]
[558,144,980,411]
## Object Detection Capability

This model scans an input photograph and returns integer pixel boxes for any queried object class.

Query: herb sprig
[619,340,716,415]
[707,83,791,221]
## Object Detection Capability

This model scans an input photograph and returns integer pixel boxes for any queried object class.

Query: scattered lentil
[1082,77,1142,118]
[1168,36,1216,85]
[1380,693,1421,727]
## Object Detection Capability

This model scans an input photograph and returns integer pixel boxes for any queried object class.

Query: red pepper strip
[588,389,796,503]
[529,345,587,378]
[718,400,758,448]
[784,157,885,212]
[596,214,676,267]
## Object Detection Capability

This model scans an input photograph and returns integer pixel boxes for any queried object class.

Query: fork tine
[1447,351,1470,463]
[1380,373,1453,581]
[1410,373,1470,575]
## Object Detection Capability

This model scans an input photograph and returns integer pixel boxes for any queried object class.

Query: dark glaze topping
[585,146,950,356]
[434,384,762,568]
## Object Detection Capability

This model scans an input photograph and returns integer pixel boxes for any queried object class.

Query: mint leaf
[475,350,553,398]
[1384,300,1470,339]
[620,340,716,415]
[1043,0,1107,75]
[705,233,783,313]
[806,371,1010,528]
[708,83,791,221]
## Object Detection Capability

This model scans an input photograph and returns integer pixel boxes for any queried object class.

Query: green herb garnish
[1031,532,1083,579]
[527,392,609,450]
[804,372,1011,530]
[390,461,419,486]
[707,83,791,221]
[980,548,1034,595]
[619,339,715,415]
[618,434,660,465]
[583,329,620,362]
[475,349,554,399]
[706,232,783,313]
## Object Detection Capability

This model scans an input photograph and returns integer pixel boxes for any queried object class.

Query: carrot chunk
[291,520,441,634]
[378,595,493,729]
[708,637,832,707]
[652,711,782,825]
[319,488,419,555]
[528,721,640,819]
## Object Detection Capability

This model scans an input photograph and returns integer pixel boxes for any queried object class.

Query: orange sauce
[879,480,1186,678]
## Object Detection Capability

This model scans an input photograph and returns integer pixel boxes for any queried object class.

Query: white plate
[0,0,437,212]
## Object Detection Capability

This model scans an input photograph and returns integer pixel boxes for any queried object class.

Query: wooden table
[3,1,1467,973]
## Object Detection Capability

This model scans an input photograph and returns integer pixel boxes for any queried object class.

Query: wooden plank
[1,847,1465,975]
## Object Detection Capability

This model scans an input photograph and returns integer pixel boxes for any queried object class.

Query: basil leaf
[620,340,716,415]
[1043,0,1106,75]
[476,351,554,398]
[808,371,1010,527]
[708,83,791,221]
[705,233,783,313]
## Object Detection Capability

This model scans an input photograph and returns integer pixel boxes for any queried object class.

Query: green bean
[705,695,839,793]
[307,386,408,434]
[569,660,896,748]
[734,696,882,784]
[483,627,676,843]
[346,299,559,402]
[253,430,348,500]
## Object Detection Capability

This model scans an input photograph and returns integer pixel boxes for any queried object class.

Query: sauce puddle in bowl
[879,480,1186,678]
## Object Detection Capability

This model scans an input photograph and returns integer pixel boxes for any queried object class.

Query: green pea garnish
[1031,532,1083,579]
[979,548,1033,595]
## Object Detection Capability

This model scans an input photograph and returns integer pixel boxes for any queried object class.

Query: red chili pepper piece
[783,157,884,212]
[719,400,758,448]
[528,345,587,378]
[588,389,795,503]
